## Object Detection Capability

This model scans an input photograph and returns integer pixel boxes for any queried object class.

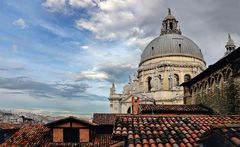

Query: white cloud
[75,0,163,50]
[75,10,137,40]
[13,18,27,29]
[81,45,89,49]
[42,0,97,14]
[76,70,109,81]
[126,36,154,49]
[42,0,67,13]
[69,0,96,8]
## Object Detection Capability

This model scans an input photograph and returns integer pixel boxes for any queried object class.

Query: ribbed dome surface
[140,34,204,63]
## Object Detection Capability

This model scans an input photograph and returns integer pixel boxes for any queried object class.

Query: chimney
[132,97,140,115]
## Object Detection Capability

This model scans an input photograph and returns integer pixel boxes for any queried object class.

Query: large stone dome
[140,8,204,64]
[140,34,204,64]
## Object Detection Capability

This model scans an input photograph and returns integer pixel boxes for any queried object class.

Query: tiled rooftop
[93,113,125,125]
[0,123,21,144]
[46,142,93,147]
[140,104,213,115]
[199,124,240,147]
[46,116,96,127]
[94,134,120,147]
[0,123,22,129]
[2,124,50,146]
[112,115,240,147]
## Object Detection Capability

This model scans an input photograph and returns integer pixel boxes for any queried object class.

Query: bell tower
[225,33,236,55]
[109,83,121,113]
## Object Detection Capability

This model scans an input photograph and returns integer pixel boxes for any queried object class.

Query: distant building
[109,9,206,113]
[182,37,240,115]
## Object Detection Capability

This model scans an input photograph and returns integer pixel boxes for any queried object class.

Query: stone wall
[186,64,240,115]
[234,74,240,113]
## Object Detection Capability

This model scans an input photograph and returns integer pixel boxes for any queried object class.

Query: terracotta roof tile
[93,113,125,125]
[2,124,50,146]
[140,104,213,114]
[46,142,93,147]
[112,115,240,146]
[93,134,120,147]
[0,123,22,129]
[199,123,240,146]
[2,124,94,146]
[46,116,96,127]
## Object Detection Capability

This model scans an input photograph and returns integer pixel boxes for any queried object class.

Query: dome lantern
[161,8,181,35]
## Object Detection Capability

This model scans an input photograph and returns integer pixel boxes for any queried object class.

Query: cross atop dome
[161,8,181,35]
[168,8,171,15]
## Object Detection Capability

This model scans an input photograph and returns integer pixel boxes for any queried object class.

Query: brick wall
[132,97,140,114]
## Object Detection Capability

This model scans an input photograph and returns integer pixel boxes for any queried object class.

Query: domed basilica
[109,9,206,113]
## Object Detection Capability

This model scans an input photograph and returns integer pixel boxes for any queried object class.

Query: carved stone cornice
[138,61,205,72]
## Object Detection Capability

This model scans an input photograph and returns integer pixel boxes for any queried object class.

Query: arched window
[184,74,191,82]
[173,74,179,87]
[147,77,152,91]
[225,69,232,81]
[169,74,179,89]
[158,75,162,90]
[217,74,223,89]
[169,74,173,90]
[209,78,215,92]
[170,22,173,30]
[193,86,197,96]
[204,82,208,94]
[199,84,202,95]
[127,107,131,114]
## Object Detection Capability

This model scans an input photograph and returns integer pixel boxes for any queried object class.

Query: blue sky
[0,0,239,116]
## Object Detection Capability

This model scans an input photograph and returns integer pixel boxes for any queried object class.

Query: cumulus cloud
[98,64,137,83]
[76,63,137,83]
[75,0,163,48]
[42,0,97,14]
[41,0,240,64]
[13,18,27,29]
[0,88,108,115]
[74,0,240,65]
[0,77,94,99]
[69,0,96,8]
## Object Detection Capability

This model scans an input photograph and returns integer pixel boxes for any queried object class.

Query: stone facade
[183,37,240,115]
[109,9,206,113]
